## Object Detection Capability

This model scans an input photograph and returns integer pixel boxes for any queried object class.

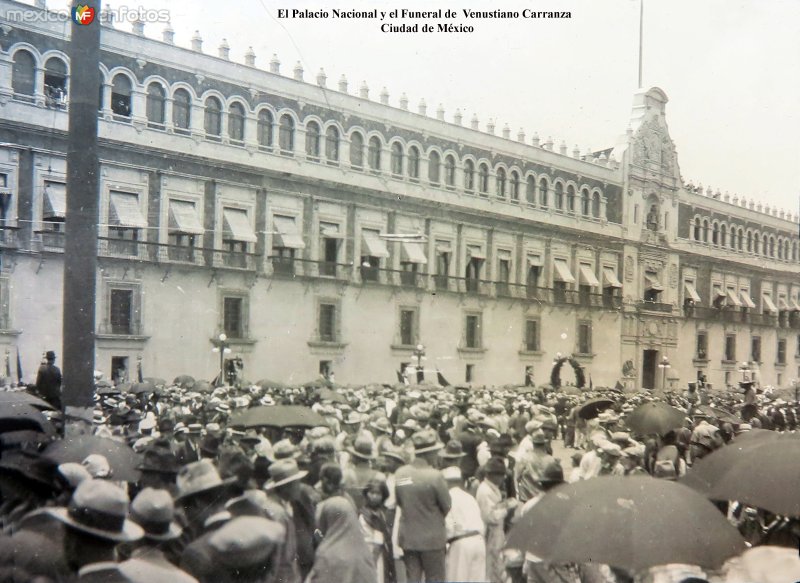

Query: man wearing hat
[46,479,144,579]
[475,457,518,583]
[343,432,385,510]
[35,350,62,411]
[442,465,486,583]
[514,429,555,503]
[174,459,235,544]
[394,428,451,583]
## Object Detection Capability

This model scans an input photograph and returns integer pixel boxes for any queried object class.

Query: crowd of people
[0,357,796,582]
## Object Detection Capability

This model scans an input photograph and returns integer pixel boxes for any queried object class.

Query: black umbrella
[43,435,143,482]
[256,379,289,390]
[173,375,196,389]
[577,398,615,420]
[315,387,347,404]
[229,405,326,429]
[129,381,156,395]
[694,405,742,425]
[625,402,686,436]
[506,475,745,571]
[0,390,56,411]
[0,403,56,435]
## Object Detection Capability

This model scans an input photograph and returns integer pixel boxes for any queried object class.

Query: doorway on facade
[642,350,658,390]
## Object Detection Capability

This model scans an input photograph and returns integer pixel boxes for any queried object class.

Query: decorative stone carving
[670,264,678,289]
[624,256,634,282]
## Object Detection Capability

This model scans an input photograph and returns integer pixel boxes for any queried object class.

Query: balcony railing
[636,300,674,313]
[36,229,66,250]
[0,226,20,249]
[97,321,144,336]
[684,305,784,327]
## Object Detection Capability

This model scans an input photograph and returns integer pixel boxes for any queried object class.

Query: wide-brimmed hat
[489,433,514,453]
[597,411,620,424]
[263,459,308,490]
[525,419,543,434]
[379,443,407,464]
[176,459,234,500]
[347,432,377,460]
[137,443,180,475]
[208,516,286,569]
[47,479,143,542]
[370,417,393,435]
[483,457,507,476]
[530,429,548,445]
[410,429,444,454]
[600,442,623,458]
[266,439,301,463]
[439,440,466,459]
[535,460,564,485]
[130,487,182,541]
[344,411,364,425]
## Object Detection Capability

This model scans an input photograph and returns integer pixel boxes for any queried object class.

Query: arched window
[784,240,789,261]
[279,114,294,152]
[429,151,441,184]
[325,126,339,161]
[729,227,736,249]
[702,220,709,243]
[98,71,105,111]
[581,188,590,215]
[257,110,273,148]
[777,238,783,260]
[510,171,520,202]
[350,132,364,167]
[567,185,576,212]
[368,136,382,170]
[496,167,506,198]
[592,192,601,218]
[712,223,719,245]
[463,160,475,192]
[538,178,548,207]
[747,232,753,253]
[44,57,68,103]
[203,96,222,137]
[408,146,420,179]
[145,82,165,126]
[720,224,727,247]
[173,89,192,132]
[390,143,403,175]
[111,74,133,117]
[526,176,536,204]
[478,164,489,195]
[554,182,563,209]
[12,50,36,96]
[768,236,775,257]
[793,241,799,261]
[305,120,320,158]
[228,102,246,142]
[693,218,701,241]
[444,155,456,187]
[738,228,744,251]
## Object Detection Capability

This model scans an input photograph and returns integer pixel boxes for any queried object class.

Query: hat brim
[414,443,444,455]
[136,465,179,475]
[176,477,237,501]
[142,522,182,542]
[266,451,301,463]
[369,423,392,435]
[380,453,406,463]
[46,507,144,543]
[263,469,308,490]
[347,449,376,461]
[439,452,466,459]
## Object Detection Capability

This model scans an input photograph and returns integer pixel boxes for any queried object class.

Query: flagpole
[638,0,644,88]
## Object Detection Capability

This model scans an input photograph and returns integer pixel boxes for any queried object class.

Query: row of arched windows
[692,217,798,261]
[10,48,608,218]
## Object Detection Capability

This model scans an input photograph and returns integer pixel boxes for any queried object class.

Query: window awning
[467,245,486,260]
[726,289,742,308]
[497,249,512,261]
[762,294,778,314]
[603,267,622,288]
[579,264,600,287]
[43,182,66,218]
[320,222,344,238]
[683,281,701,303]
[222,208,257,243]
[273,215,305,249]
[527,254,543,267]
[553,259,575,283]
[168,200,203,235]
[361,230,390,258]
[401,240,428,264]
[739,291,756,309]
[712,288,725,299]
[777,296,791,311]
[791,298,800,311]
[435,240,451,253]
[644,273,663,291]
[109,192,147,229]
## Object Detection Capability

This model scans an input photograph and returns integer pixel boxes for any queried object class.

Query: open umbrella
[192,380,214,393]
[506,475,745,572]
[694,405,742,425]
[0,390,55,411]
[42,435,143,482]
[256,379,288,390]
[682,434,800,516]
[625,402,686,436]
[302,378,335,390]
[143,377,167,387]
[0,403,56,435]
[129,381,155,395]
[576,398,615,420]
[95,380,113,389]
[315,387,347,404]
[173,375,196,389]
[229,405,326,429]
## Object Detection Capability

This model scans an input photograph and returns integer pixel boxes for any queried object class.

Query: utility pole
[63,0,101,407]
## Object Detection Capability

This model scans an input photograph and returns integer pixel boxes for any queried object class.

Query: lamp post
[211,333,231,387]
[413,343,426,383]
[739,361,752,383]
[658,355,670,391]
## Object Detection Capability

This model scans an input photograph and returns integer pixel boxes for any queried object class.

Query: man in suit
[394,428,451,583]
[35,350,62,410]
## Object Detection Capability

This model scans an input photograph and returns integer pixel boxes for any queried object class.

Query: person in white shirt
[442,466,486,583]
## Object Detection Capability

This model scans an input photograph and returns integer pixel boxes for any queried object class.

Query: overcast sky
[49,0,800,212]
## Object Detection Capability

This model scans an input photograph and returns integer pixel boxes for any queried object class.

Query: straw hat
[176,459,234,500]
[263,459,308,490]
[130,487,182,541]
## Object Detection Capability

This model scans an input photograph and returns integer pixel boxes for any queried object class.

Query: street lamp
[413,343,426,383]
[738,361,752,383]
[658,356,670,391]
[211,333,232,387]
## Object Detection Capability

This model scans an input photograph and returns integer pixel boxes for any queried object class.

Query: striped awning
[43,182,66,218]
[222,208,257,243]
[579,264,600,287]
[109,191,147,229]
[683,282,701,303]
[273,215,305,249]
[401,241,427,264]
[762,294,778,314]
[553,259,575,284]
[168,200,203,235]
